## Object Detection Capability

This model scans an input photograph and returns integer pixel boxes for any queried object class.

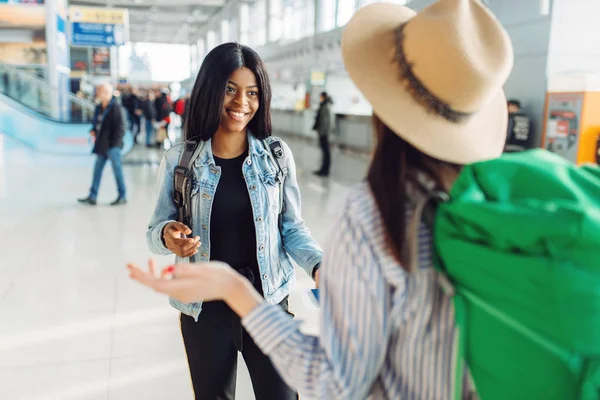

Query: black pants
[180,299,297,400]
[318,135,331,175]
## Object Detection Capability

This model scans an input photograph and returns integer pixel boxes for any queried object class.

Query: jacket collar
[194,130,269,167]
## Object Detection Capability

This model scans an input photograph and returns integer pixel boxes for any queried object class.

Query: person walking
[312,92,334,177]
[140,43,322,399]
[78,82,127,206]
[140,90,157,148]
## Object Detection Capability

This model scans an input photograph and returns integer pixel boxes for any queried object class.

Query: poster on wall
[544,93,583,162]
[92,48,110,76]
[70,47,89,73]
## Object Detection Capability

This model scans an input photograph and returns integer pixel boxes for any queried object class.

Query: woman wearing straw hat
[128,0,513,398]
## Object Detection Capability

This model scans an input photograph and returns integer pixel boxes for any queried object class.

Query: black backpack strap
[262,138,287,215]
[173,140,202,260]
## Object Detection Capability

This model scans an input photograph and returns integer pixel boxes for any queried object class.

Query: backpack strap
[173,139,203,260]
[262,138,288,215]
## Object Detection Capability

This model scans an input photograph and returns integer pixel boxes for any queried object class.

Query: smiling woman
[141,42,322,400]
[184,43,272,143]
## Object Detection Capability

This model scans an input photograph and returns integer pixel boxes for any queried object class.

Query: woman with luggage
[144,42,322,399]
[130,0,513,398]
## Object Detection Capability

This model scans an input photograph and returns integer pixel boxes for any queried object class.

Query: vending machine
[542,91,600,165]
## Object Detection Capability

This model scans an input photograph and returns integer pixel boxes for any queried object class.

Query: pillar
[45,0,71,119]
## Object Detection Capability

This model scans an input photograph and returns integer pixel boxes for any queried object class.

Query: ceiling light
[134,0,142,3]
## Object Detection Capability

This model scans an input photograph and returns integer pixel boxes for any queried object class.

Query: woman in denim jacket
[145,43,322,399]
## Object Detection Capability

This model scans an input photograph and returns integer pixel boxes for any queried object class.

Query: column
[45,0,71,119]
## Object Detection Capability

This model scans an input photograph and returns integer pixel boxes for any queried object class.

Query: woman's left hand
[127,260,241,304]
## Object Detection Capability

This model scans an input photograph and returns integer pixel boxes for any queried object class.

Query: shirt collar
[194,130,268,167]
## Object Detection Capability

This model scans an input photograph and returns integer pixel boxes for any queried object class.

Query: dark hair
[320,91,328,98]
[367,115,462,268]
[507,99,521,108]
[184,43,272,141]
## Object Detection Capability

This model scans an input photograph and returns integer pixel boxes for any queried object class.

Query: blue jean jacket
[147,134,323,320]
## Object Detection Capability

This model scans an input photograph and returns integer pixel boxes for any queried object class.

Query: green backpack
[432,149,600,400]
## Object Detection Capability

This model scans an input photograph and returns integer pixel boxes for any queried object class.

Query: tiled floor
[0,134,368,400]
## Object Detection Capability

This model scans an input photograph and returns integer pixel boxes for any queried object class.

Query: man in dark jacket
[313,92,334,177]
[505,99,533,153]
[78,82,127,206]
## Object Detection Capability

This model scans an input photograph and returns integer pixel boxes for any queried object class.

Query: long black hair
[367,115,462,268]
[184,43,272,141]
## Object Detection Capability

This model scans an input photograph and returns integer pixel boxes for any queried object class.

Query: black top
[506,112,533,151]
[141,99,156,120]
[210,150,262,295]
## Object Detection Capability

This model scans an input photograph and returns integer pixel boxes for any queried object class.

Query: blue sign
[71,22,125,47]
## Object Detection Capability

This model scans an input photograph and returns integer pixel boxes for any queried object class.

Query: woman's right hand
[162,222,201,258]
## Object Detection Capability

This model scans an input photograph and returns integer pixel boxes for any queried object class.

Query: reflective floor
[0,134,369,400]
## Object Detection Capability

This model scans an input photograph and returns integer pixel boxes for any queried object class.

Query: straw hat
[341,0,514,164]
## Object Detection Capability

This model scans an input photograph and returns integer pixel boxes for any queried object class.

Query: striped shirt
[243,182,461,399]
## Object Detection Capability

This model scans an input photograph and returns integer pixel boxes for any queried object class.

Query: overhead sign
[68,6,128,47]
[71,22,125,46]
[69,6,127,24]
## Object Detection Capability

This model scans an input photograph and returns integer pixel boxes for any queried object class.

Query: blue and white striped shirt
[243,183,462,399]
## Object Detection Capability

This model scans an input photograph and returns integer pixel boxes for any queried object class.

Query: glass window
[229,17,239,43]
[249,0,267,47]
[197,38,205,61]
[319,0,336,32]
[359,0,408,8]
[283,0,314,41]
[336,0,356,27]
[207,30,216,51]
[240,4,250,44]
[221,20,230,43]
[269,0,283,42]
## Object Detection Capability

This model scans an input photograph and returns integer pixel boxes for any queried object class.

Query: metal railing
[0,63,96,123]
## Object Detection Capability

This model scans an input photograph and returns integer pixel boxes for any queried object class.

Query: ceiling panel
[69,0,223,44]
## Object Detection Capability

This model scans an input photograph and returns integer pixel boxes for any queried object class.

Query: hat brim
[341,3,507,165]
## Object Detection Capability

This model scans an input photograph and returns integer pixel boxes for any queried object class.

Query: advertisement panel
[92,48,110,76]
[70,47,89,72]
[544,93,584,161]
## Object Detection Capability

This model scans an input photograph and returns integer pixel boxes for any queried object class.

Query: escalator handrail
[0,91,93,125]
[0,63,96,113]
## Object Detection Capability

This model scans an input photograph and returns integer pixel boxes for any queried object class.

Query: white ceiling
[69,0,227,44]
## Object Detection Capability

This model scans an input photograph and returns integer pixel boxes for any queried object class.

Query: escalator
[0,63,132,155]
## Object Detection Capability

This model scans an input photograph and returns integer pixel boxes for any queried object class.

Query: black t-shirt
[506,112,533,150]
[210,151,262,294]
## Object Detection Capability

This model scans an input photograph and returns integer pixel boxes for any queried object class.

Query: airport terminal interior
[2,0,600,399]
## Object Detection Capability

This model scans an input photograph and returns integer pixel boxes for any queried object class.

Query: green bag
[432,149,600,400]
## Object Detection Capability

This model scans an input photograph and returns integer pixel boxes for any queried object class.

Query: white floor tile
[0,135,362,400]
[0,359,110,400]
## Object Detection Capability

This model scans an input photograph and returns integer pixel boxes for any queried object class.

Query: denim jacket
[147,133,323,320]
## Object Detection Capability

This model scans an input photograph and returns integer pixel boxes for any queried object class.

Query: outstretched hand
[127,260,239,304]
[127,260,264,317]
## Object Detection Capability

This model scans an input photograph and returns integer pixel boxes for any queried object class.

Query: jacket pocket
[259,171,281,212]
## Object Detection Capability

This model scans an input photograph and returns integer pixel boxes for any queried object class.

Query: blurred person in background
[78,82,127,206]
[312,91,334,177]
[140,90,157,148]
[154,88,172,148]
[139,42,322,399]
[128,0,513,398]
[504,99,533,153]
[130,88,142,144]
